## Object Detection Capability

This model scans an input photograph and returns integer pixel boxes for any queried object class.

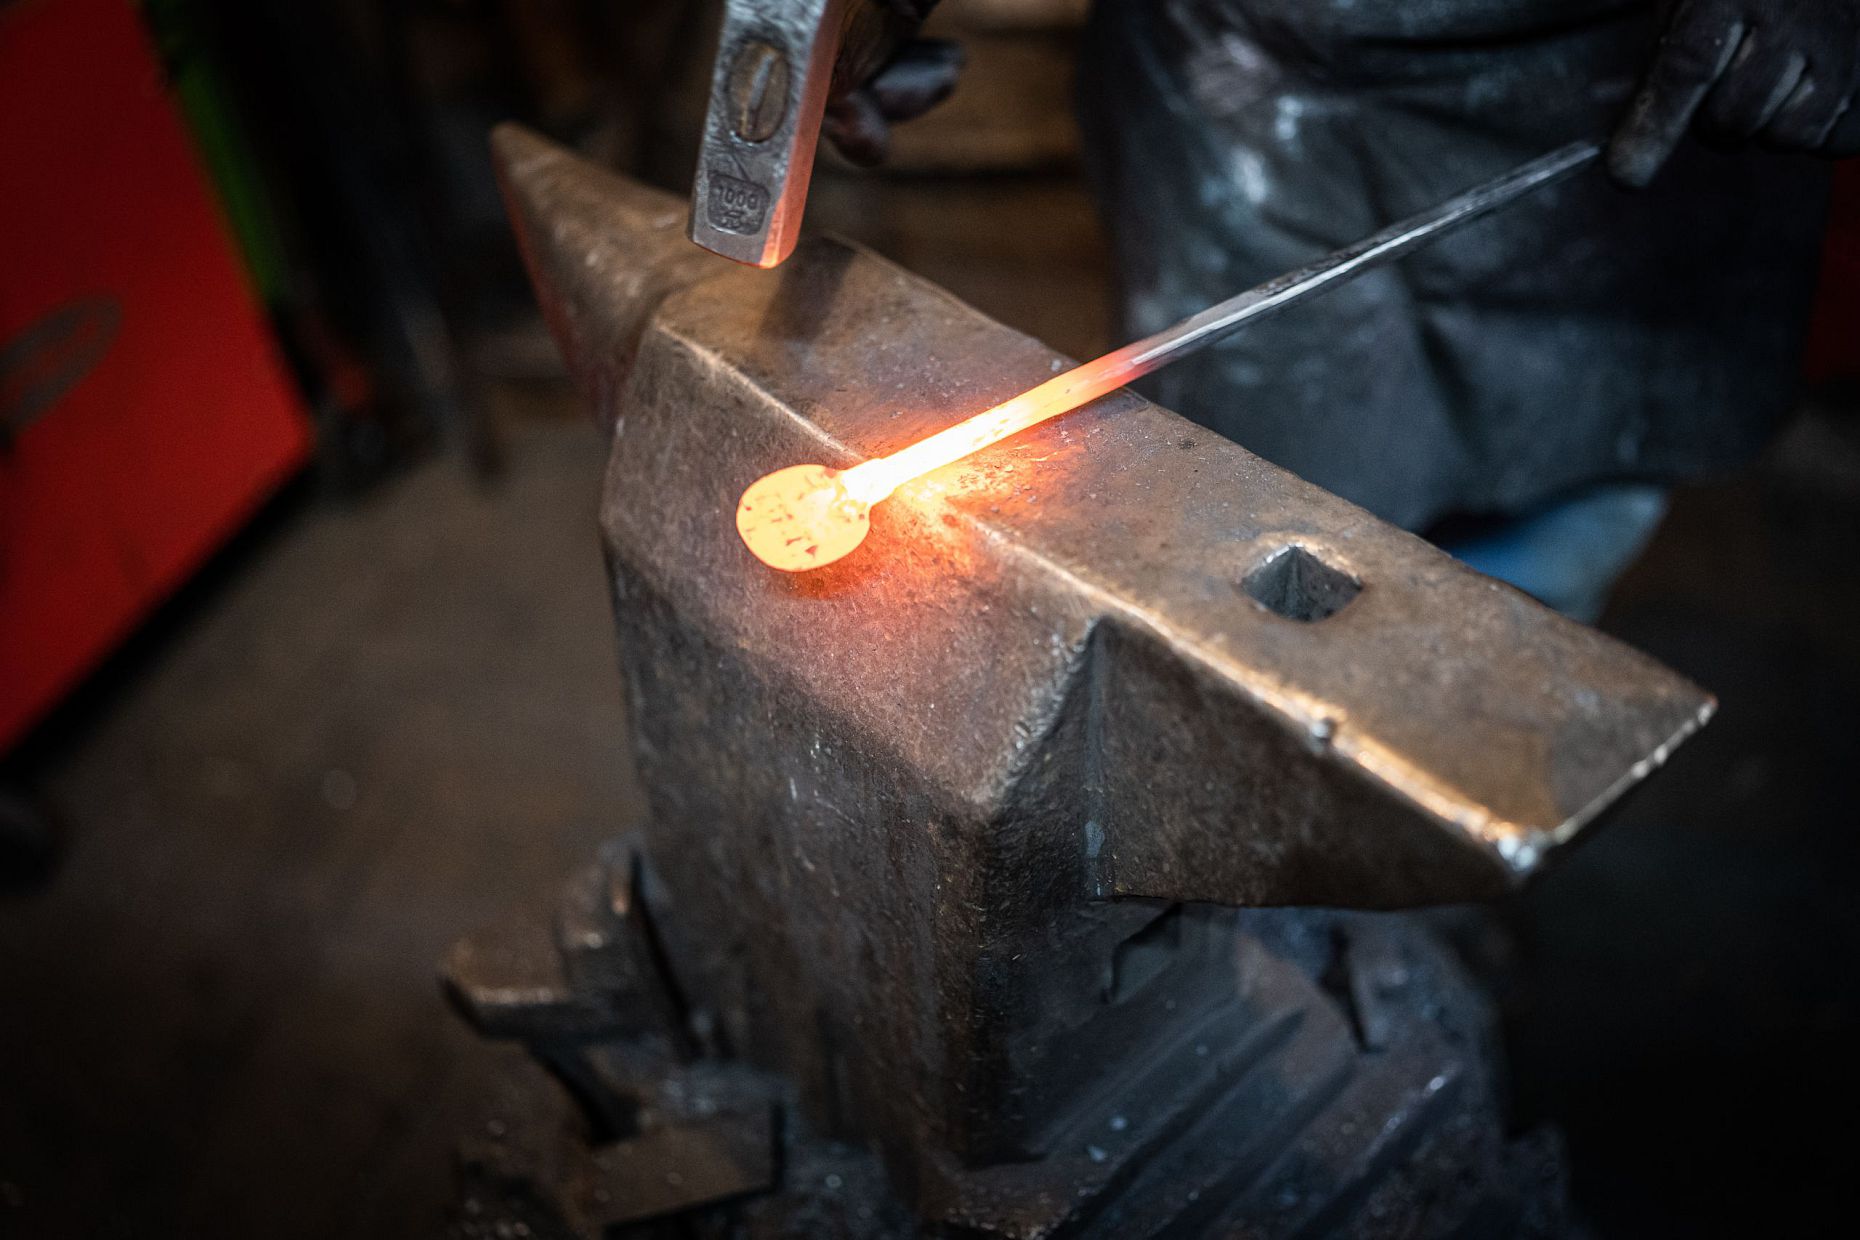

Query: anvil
[466,125,1711,1237]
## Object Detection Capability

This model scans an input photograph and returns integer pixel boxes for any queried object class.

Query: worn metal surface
[689,0,915,266]
[489,125,1710,1234]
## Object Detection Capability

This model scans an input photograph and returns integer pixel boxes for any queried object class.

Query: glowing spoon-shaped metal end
[736,464,874,572]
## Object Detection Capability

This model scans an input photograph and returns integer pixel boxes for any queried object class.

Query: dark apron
[1080,0,1833,530]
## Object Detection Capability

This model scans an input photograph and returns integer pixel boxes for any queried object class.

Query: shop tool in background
[0,0,311,752]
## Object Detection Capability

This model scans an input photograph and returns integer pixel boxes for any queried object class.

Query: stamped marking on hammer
[707,173,771,235]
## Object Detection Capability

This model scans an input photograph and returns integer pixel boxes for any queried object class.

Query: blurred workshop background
[1,0,1858,1236]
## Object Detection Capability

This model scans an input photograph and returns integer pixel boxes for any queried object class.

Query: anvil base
[447,843,1573,1238]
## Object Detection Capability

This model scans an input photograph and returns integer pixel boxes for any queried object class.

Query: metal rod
[1118,140,1602,376]
[840,141,1602,505]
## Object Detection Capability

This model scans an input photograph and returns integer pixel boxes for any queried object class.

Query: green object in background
[140,0,294,305]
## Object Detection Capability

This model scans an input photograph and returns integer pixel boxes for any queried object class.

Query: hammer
[688,0,930,268]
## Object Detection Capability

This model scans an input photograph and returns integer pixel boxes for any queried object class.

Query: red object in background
[1804,160,1860,385]
[0,0,312,752]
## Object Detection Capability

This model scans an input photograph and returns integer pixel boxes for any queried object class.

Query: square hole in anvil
[1242,545,1362,623]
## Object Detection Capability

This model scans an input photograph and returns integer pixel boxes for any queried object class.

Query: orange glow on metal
[736,140,1608,571]
[737,341,1159,572]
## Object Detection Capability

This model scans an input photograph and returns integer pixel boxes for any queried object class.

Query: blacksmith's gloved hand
[1609,0,1860,186]
[822,1,964,166]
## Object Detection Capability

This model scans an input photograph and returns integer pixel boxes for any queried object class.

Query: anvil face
[494,126,1709,1228]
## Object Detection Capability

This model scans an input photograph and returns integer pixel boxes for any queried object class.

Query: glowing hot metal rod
[738,141,1601,572]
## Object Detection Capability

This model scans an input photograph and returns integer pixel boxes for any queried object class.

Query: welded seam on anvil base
[642,316,1710,872]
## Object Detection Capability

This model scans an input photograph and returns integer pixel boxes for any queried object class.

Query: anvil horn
[494,124,723,425]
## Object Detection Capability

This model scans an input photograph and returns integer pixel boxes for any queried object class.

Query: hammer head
[689,0,914,267]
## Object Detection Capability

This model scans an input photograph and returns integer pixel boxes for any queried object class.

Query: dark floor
[1510,408,1860,1239]
[0,406,636,1238]
[2,236,1858,1238]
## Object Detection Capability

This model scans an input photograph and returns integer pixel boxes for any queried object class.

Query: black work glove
[824,39,964,165]
[821,1,963,166]
[1609,0,1860,186]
